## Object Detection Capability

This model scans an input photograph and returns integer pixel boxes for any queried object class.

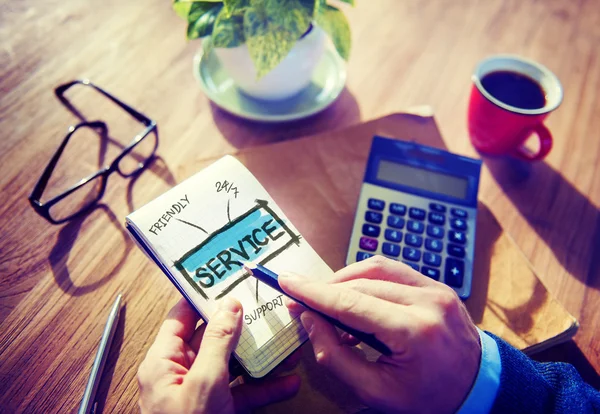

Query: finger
[232,374,301,413]
[155,298,202,343]
[330,256,432,287]
[189,297,243,381]
[300,311,385,396]
[279,273,408,335]
[284,296,306,315]
[189,322,207,353]
[340,332,361,346]
[337,278,424,305]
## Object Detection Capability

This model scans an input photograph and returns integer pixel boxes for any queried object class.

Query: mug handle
[512,123,553,161]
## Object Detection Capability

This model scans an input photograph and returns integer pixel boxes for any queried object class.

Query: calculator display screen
[376,160,468,200]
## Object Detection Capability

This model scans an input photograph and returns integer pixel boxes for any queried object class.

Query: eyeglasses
[29,79,159,224]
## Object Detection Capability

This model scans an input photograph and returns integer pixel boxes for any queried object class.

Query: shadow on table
[210,87,361,149]
[483,156,600,288]
[94,304,127,413]
[48,204,132,296]
[127,155,177,212]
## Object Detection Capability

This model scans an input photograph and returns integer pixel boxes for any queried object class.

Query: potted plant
[173,0,353,100]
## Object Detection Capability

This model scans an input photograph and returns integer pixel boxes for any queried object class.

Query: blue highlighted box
[175,200,299,300]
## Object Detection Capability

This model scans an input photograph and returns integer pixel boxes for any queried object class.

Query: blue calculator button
[362,224,381,237]
[356,252,374,262]
[387,215,405,229]
[359,237,378,252]
[403,261,420,272]
[447,244,466,258]
[448,230,467,245]
[368,198,385,211]
[450,218,468,231]
[402,247,421,262]
[421,267,440,280]
[425,238,443,252]
[426,225,444,239]
[451,208,468,218]
[409,207,426,220]
[428,212,446,225]
[382,242,401,257]
[407,220,424,234]
[445,258,465,287]
[429,203,446,213]
[423,252,442,267]
[405,234,423,247]
[365,211,383,224]
[385,229,403,243]
[389,203,406,216]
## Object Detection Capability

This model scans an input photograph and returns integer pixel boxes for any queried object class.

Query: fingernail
[301,313,314,334]
[220,297,241,314]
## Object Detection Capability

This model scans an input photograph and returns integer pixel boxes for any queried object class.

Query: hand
[280,256,481,414]
[137,297,301,414]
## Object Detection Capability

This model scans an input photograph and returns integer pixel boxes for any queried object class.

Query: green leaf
[187,3,223,39]
[316,4,351,60]
[173,0,224,19]
[211,7,246,47]
[336,0,355,5]
[223,0,250,16]
[243,0,312,77]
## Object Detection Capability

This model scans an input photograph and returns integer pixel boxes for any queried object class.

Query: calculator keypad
[350,186,477,299]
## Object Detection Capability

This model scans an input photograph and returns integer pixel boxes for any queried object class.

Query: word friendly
[244,295,284,325]
[148,195,190,235]
[216,180,239,198]
[175,200,299,300]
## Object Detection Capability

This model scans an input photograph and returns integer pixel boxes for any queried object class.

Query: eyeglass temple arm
[55,79,154,127]
[29,121,107,204]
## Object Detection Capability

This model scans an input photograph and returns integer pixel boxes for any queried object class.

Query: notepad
[126,155,333,378]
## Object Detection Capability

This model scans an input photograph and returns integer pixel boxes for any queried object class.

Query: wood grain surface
[1,0,599,412]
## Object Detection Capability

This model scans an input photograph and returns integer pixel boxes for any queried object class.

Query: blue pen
[243,262,392,356]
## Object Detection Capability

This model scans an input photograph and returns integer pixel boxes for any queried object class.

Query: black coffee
[481,70,546,110]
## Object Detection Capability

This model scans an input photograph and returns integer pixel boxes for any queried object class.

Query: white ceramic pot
[213,25,326,101]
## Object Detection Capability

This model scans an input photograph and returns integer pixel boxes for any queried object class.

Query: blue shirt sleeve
[456,328,502,414]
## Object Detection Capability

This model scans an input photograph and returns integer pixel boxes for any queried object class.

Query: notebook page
[126,155,333,377]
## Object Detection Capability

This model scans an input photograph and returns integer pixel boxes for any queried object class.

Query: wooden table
[1,0,598,411]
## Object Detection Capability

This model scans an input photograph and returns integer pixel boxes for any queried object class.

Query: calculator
[346,136,482,299]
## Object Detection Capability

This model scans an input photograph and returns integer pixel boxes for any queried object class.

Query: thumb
[189,297,243,381]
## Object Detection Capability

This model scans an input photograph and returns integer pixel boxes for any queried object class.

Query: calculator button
[390,203,407,216]
[450,218,467,231]
[423,252,442,267]
[425,238,443,252]
[421,267,440,280]
[447,244,465,258]
[426,225,444,239]
[409,207,426,220]
[402,247,421,262]
[403,261,420,271]
[445,258,465,287]
[385,229,403,243]
[428,212,446,225]
[448,230,466,244]
[382,242,401,257]
[362,224,380,237]
[429,203,447,213]
[405,234,423,247]
[359,237,378,252]
[365,211,383,224]
[368,198,385,211]
[407,220,424,234]
[451,208,468,218]
[356,252,373,262]
[387,215,405,229]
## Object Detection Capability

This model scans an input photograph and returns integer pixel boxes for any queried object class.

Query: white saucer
[193,45,347,122]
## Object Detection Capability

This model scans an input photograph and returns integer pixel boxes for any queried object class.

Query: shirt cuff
[456,328,502,414]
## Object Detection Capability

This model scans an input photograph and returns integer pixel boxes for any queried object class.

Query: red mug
[468,55,563,161]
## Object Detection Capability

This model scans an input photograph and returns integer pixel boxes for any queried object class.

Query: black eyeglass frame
[29,79,159,224]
